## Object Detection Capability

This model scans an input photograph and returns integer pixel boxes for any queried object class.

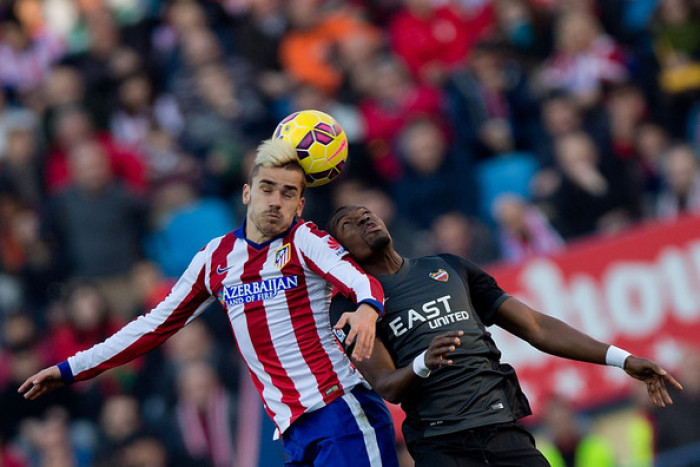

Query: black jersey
[329,254,532,444]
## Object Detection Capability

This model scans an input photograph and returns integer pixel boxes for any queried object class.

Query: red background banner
[485,215,700,415]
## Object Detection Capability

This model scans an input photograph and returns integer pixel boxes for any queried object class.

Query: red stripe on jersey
[303,251,358,303]
[285,238,343,404]
[242,243,304,421]
[75,267,210,381]
[210,233,235,292]
[345,256,384,308]
[224,312,278,426]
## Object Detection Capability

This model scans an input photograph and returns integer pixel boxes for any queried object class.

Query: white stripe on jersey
[342,392,383,467]
[224,237,292,433]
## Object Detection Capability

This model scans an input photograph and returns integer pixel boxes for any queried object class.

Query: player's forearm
[361,366,421,404]
[528,313,608,365]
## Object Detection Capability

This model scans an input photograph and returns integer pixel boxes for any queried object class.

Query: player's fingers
[345,326,358,346]
[352,327,371,361]
[651,381,666,408]
[659,384,674,405]
[18,378,34,394]
[24,383,40,400]
[334,313,350,329]
[430,343,455,355]
[662,372,684,391]
[361,326,375,359]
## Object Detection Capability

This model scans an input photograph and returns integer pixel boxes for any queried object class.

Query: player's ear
[242,183,251,205]
[296,197,305,217]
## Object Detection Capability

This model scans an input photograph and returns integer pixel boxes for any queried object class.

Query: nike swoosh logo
[217,265,234,274]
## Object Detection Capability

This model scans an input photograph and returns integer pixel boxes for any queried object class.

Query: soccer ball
[273,110,348,187]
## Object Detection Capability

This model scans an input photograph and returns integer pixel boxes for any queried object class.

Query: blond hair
[248,138,306,193]
[255,138,298,167]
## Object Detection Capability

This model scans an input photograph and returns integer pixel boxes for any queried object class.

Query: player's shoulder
[291,219,337,244]
[200,231,237,255]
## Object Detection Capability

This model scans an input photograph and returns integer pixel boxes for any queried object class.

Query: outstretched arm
[18,249,214,399]
[348,331,463,404]
[493,297,683,407]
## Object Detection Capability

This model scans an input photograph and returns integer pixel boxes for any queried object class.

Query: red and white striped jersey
[62,219,384,435]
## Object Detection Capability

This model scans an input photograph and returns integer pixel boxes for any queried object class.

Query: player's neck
[363,249,403,276]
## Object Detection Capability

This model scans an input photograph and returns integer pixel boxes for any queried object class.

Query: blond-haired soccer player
[20,140,399,466]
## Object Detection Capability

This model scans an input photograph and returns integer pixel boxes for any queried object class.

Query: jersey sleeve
[440,254,510,326]
[61,249,216,383]
[295,223,384,317]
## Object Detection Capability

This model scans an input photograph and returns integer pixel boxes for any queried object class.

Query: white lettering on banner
[662,245,700,320]
[495,242,700,367]
[605,264,663,336]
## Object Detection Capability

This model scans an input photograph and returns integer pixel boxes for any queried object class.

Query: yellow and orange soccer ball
[273,110,348,187]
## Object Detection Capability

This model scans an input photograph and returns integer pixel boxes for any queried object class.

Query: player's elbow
[372,380,404,404]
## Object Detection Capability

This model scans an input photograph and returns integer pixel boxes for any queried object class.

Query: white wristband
[606,345,631,369]
[412,350,431,378]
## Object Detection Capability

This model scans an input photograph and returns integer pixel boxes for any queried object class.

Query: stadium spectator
[92,394,145,467]
[548,131,636,239]
[634,122,671,212]
[655,143,700,218]
[45,105,146,194]
[651,346,700,464]
[279,0,381,95]
[0,111,44,207]
[388,0,493,86]
[652,0,700,102]
[168,27,265,155]
[429,210,499,265]
[358,56,445,181]
[109,72,183,154]
[538,9,628,109]
[49,140,145,317]
[492,193,564,262]
[16,407,91,467]
[167,360,237,467]
[145,179,236,278]
[116,435,168,467]
[446,40,539,161]
[0,14,65,94]
[392,117,475,228]
[538,395,617,467]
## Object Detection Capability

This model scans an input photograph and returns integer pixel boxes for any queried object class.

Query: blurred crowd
[1,0,700,465]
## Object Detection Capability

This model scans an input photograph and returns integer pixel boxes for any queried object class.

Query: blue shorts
[282,385,399,467]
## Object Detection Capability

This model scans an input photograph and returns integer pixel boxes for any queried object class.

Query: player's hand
[624,356,683,408]
[334,303,378,362]
[424,331,463,370]
[18,366,65,400]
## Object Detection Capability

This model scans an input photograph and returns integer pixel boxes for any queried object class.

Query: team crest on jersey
[429,269,449,282]
[274,244,291,269]
[327,236,347,257]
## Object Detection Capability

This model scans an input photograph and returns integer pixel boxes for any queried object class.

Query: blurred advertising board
[486,215,700,413]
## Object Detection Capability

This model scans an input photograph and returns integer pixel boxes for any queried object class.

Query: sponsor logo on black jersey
[429,269,449,282]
